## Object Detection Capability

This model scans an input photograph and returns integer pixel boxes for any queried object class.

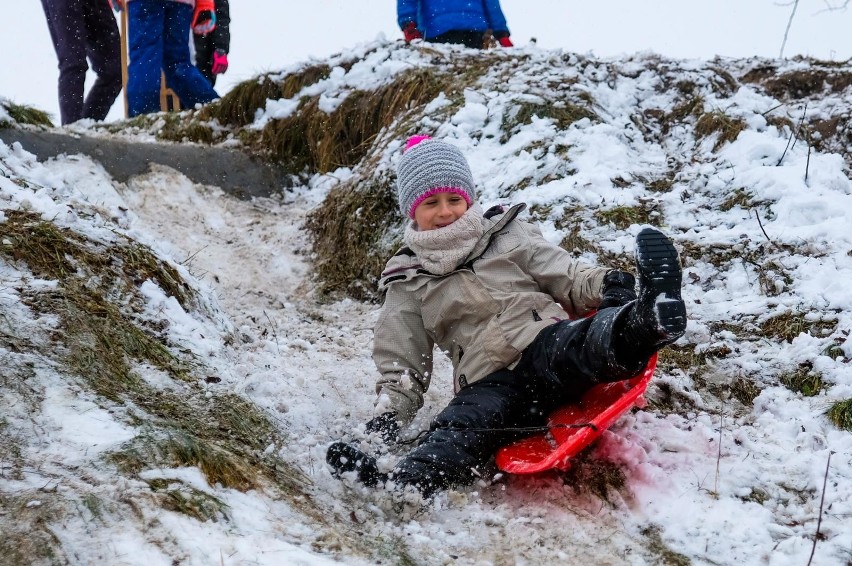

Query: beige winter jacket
[373,204,610,424]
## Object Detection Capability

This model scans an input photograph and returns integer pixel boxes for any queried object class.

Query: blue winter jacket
[397,0,509,39]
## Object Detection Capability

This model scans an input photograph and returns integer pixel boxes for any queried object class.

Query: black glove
[364,412,400,444]
[599,269,636,309]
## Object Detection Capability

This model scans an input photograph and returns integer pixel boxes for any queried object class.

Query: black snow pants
[390,305,647,496]
[40,0,122,124]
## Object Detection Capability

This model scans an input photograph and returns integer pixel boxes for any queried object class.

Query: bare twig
[752,207,774,245]
[761,103,785,117]
[807,451,835,566]
[814,0,850,15]
[180,245,208,266]
[779,0,800,58]
[262,310,281,354]
[714,409,723,497]
[777,102,807,166]
[805,131,812,184]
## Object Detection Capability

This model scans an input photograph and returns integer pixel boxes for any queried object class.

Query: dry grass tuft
[146,478,231,522]
[0,493,67,565]
[204,64,331,127]
[779,364,824,397]
[0,210,310,502]
[664,94,705,131]
[729,377,762,407]
[257,68,445,174]
[762,69,852,99]
[561,451,627,504]
[656,344,714,375]
[695,110,747,151]
[646,176,676,193]
[719,188,753,211]
[111,431,260,492]
[594,203,662,230]
[826,399,852,431]
[502,100,597,138]
[305,177,402,300]
[156,112,218,145]
[755,260,793,297]
[640,524,691,566]
[758,312,836,343]
[1,101,53,127]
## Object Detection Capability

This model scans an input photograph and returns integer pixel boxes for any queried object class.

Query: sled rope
[398,422,598,445]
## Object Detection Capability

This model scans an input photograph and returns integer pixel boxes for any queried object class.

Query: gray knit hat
[396,136,476,219]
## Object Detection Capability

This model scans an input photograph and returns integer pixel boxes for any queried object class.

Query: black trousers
[391,306,646,495]
[41,0,122,124]
[427,30,485,49]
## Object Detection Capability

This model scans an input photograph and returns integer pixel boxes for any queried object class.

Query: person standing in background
[193,0,229,86]
[118,0,219,117]
[40,0,123,125]
[397,0,513,49]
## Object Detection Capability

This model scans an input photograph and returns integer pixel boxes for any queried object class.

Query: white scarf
[404,204,485,275]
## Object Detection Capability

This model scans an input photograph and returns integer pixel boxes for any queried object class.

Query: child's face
[414,192,469,230]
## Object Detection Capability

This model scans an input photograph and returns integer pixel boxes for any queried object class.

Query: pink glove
[498,36,514,48]
[212,49,229,75]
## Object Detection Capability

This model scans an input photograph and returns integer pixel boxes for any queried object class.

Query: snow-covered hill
[2,41,851,565]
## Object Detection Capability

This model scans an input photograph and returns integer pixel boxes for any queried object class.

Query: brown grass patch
[695,110,746,151]
[741,65,778,84]
[502,100,597,137]
[730,377,762,406]
[763,69,852,99]
[0,210,309,499]
[156,112,218,144]
[204,64,332,127]
[640,525,691,566]
[305,177,402,300]
[145,478,230,522]
[255,68,446,174]
[561,451,627,504]
[594,203,662,230]
[719,188,753,211]
[758,312,837,342]
[0,493,67,565]
[663,94,705,132]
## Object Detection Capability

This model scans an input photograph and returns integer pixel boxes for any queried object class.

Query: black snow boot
[617,227,687,358]
[326,442,387,487]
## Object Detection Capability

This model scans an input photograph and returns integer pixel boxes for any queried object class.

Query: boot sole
[635,228,686,339]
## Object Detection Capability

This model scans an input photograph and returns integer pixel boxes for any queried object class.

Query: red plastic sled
[495,353,657,474]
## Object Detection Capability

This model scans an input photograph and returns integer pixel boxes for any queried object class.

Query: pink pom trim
[404,135,432,152]
[408,187,473,219]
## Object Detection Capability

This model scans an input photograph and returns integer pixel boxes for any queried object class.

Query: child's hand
[192,9,216,35]
[212,49,228,74]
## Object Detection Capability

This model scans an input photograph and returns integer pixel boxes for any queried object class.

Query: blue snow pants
[127,0,219,117]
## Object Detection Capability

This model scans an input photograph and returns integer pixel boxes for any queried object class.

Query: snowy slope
[2,41,852,565]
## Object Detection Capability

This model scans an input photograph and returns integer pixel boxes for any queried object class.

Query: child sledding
[328,135,687,498]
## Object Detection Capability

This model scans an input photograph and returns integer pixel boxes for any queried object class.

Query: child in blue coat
[123,0,219,117]
[397,0,513,49]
